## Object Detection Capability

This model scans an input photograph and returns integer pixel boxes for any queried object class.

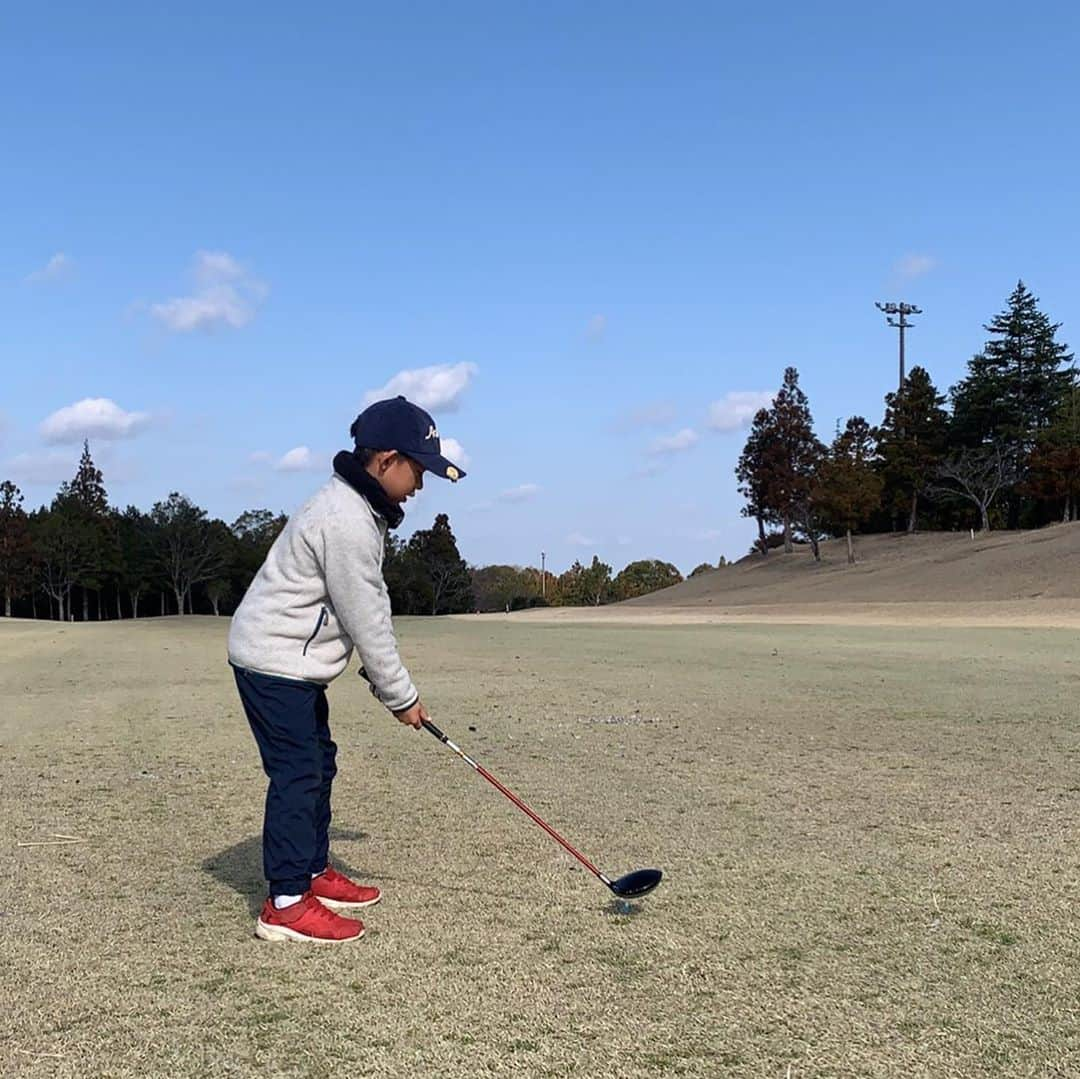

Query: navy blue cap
[349,396,466,482]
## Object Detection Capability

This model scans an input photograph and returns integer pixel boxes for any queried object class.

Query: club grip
[421,719,448,743]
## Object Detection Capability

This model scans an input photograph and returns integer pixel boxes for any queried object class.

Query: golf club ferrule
[447,741,479,770]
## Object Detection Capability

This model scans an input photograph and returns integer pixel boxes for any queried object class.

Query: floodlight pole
[875,301,922,398]
[541,551,546,598]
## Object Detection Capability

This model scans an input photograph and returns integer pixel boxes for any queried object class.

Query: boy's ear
[375,450,399,475]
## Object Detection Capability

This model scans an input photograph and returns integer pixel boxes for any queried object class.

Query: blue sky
[3,3,1079,573]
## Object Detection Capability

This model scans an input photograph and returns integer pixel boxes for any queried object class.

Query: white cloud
[151,250,267,333]
[248,450,273,464]
[4,449,79,486]
[26,252,74,284]
[567,532,596,547]
[585,314,607,340]
[439,436,470,469]
[40,398,151,444]
[616,535,633,546]
[364,362,478,413]
[707,391,774,433]
[894,253,936,281]
[649,428,699,455]
[275,446,325,472]
[498,483,539,502]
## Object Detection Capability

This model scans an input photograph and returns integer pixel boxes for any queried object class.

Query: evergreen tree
[63,441,113,619]
[470,564,543,612]
[765,367,824,553]
[202,519,237,614]
[558,556,613,606]
[230,509,288,595]
[951,281,1075,455]
[735,407,775,556]
[612,559,683,600]
[382,532,425,614]
[30,493,98,621]
[877,366,950,532]
[69,440,108,514]
[815,417,884,563]
[113,506,155,618]
[406,514,474,615]
[1021,380,1080,521]
[0,481,34,616]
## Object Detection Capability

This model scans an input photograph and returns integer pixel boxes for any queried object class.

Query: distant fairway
[2,614,1077,1077]
[629,521,1080,613]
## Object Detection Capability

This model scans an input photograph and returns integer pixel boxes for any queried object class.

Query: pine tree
[113,506,155,618]
[735,408,775,556]
[1021,379,1080,521]
[62,441,112,619]
[951,281,1075,454]
[815,417,883,563]
[407,514,474,615]
[768,367,825,553]
[877,366,949,532]
[69,440,109,514]
[30,494,98,621]
[0,481,34,616]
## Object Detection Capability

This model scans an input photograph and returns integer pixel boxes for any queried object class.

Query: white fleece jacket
[227,474,418,711]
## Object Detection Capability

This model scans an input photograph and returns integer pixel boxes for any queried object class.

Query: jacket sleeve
[318,510,419,713]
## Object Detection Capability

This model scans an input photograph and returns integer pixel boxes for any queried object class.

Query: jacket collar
[332,450,405,529]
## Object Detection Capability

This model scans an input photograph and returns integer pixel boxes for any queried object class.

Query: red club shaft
[422,719,609,884]
[471,760,605,880]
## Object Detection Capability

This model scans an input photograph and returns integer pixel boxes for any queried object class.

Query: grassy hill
[629,523,1080,607]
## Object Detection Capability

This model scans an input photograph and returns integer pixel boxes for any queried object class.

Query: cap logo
[426,425,438,441]
[446,466,459,481]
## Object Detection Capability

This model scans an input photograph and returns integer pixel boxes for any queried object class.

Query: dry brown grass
[2,614,1078,1077]
[630,521,1080,610]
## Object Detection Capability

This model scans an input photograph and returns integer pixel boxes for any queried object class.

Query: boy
[227,395,466,943]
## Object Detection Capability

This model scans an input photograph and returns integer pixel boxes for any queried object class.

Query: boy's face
[369,450,425,505]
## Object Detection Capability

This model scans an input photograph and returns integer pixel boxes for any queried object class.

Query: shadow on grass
[202,828,368,916]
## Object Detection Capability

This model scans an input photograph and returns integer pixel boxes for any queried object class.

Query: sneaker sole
[255,919,365,944]
[313,893,382,912]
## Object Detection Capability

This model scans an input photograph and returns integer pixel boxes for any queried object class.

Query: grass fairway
[2,614,1078,1077]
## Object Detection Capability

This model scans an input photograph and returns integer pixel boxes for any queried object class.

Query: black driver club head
[608,868,663,899]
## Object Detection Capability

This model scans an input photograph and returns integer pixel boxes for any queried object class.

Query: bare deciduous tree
[928,445,1020,532]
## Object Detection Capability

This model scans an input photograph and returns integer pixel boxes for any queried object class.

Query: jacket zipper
[302,606,328,656]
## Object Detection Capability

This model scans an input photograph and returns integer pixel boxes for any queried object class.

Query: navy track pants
[232,664,337,897]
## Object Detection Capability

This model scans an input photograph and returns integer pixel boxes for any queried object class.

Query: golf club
[421,718,663,900]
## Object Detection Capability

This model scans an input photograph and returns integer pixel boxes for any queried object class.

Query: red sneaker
[255,892,365,944]
[310,866,382,912]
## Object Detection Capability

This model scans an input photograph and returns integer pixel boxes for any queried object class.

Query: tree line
[0,449,695,620]
[736,281,1078,561]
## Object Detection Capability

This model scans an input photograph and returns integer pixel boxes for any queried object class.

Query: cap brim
[411,452,466,482]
